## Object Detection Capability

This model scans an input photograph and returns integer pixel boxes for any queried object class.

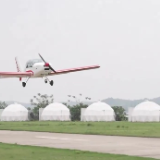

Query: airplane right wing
[48,65,100,76]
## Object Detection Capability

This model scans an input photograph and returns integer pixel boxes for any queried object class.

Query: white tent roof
[2,103,28,112]
[43,102,69,111]
[40,102,70,121]
[134,100,160,110]
[129,100,160,122]
[81,101,115,122]
[1,103,28,121]
[86,101,113,111]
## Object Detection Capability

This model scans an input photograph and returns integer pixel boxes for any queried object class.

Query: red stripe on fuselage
[26,70,34,74]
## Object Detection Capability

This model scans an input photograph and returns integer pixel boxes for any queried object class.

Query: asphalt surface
[0,130,159,159]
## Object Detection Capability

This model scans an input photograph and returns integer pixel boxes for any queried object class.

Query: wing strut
[15,57,22,81]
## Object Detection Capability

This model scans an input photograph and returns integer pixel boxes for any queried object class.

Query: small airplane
[0,53,100,87]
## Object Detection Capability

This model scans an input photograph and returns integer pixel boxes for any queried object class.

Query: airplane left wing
[48,65,100,76]
[0,72,33,78]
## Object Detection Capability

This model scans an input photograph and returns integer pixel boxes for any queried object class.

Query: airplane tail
[15,57,22,81]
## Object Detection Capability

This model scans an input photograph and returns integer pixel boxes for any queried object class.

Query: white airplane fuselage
[25,62,52,78]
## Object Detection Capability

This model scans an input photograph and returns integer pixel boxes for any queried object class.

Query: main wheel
[50,80,54,86]
[22,82,26,87]
[44,79,48,83]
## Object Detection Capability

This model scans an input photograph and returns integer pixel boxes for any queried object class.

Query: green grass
[0,121,160,138]
[0,143,157,160]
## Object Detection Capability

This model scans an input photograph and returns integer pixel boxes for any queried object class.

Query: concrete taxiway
[0,130,159,159]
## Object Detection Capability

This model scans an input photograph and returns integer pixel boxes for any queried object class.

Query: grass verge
[0,143,157,160]
[0,121,160,138]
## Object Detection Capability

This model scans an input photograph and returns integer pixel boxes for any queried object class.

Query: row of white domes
[1,100,160,121]
[0,101,115,121]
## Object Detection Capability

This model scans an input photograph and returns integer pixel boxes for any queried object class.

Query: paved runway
[0,130,159,159]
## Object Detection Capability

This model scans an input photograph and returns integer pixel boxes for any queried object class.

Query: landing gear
[44,79,48,83]
[22,82,26,87]
[22,77,30,87]
[50,80,54,86]
[44,77,54,86]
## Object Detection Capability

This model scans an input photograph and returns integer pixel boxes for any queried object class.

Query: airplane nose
[44,63,49,67]
[39,53,56,73]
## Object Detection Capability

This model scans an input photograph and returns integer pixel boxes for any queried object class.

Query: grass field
[0,121,160,138]
[0,143,157,160]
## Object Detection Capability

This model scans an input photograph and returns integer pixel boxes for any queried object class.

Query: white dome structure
[41,103,71,121]
[81,101,115,121]
[1,103,28,121]
[130,100,160,122]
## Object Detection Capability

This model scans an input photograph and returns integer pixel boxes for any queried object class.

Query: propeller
[38,53,56,73]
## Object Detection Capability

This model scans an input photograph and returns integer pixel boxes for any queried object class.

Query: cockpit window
[26,59,43,68]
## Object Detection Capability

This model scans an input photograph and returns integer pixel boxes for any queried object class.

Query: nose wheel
[22,77,30,87]
[44,78,54,86]
[50,80,54,86]
[22,82,26,87]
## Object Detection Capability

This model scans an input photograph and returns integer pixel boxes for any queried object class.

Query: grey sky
[0,0,160,103]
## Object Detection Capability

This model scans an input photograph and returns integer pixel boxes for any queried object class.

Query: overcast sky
[0,0,160,103]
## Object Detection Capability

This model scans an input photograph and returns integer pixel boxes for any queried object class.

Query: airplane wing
[48,65,100,76]
[0,72,33,78]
